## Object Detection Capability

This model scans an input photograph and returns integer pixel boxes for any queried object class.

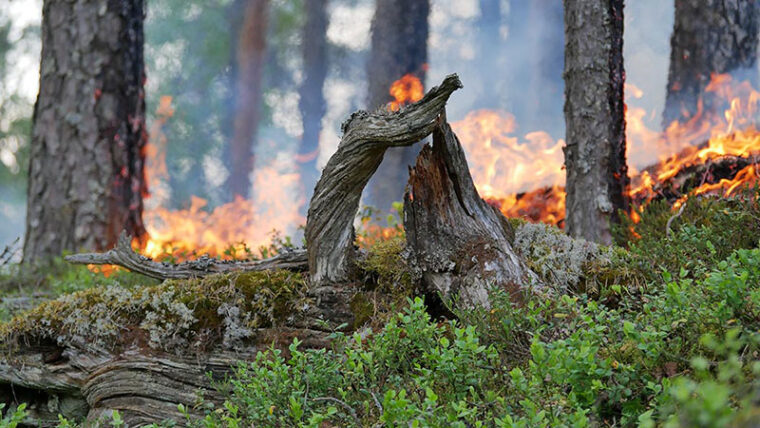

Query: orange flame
[388,74,424,111]
[453,73,760,227]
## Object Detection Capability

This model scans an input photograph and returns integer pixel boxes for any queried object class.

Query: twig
[313,396,361,426]
[666,202,687,239]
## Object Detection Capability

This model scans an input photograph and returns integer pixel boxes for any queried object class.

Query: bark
[365,0,430,213]
[404,117,543,309]
[24,0,147,262]
[227,0,270,199]
[306,75,462,286]
[65,231,307,280]
[663,0,759,128]
[297,0,329,211]
[563,0,628,245]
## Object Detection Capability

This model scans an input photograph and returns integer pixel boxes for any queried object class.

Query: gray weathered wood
[65,231,307,280]
[305,74,462,286]
[404,115,543,309]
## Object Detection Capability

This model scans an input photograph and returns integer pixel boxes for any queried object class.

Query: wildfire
[135,97,304,262]
[120,71,760,268]
[388,74,424,111]
[453,73,760,226]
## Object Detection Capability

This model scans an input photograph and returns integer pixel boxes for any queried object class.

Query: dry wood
[65,231,307,280]
[305,74,462,286]
[404,116,543,308]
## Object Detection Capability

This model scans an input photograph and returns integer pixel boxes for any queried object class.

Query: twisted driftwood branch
[305,73,463,285]
[65,231,307,280]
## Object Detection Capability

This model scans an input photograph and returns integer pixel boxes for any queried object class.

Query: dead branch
[65,231,307,280]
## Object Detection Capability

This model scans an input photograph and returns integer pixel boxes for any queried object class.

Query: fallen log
[404,115,544,308]
[305,74,463,286]
[65,231,308,280]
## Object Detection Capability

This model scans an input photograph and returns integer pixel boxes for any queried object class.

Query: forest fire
[388,74,424,111]
[452,73,760,227]
[138,98,304,261]
[132,73,760,262]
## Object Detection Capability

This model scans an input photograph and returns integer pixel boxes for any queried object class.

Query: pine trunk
[365,0,429,213]
[297,0,329,211]
[227,0,269,199]
[24,0,147,262]
[563,0,628,245]
[663,0,759,129]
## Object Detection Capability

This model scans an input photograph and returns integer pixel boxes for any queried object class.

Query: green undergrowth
[171,246,760,427]
[3,190,760,427]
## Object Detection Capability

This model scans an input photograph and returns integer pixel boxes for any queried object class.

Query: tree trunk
[297,0,329,212]
[227,0,270,199]
[365,0,430,213]
[563,0,628,245]
[23,0,147,262]
[663,0,759,129]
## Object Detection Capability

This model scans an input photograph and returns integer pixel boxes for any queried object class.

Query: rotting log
[404,115,543,308]
[305,74,462,286]
[65,231,307,280]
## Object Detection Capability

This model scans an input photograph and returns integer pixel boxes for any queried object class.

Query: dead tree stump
[404,116,543,308]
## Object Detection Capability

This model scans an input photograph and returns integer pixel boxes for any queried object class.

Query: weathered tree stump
[404,115,543,308]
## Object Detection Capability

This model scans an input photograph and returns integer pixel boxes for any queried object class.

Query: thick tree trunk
[404,116,543,308]
[24,0,147,262]
[365,0,430,213]
[563,0,628,245]
[297,0,329,212]
[227,0,269,199]
[663,0,759,129]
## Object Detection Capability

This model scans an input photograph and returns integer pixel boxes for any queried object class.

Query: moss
[349,293,375,329]
[0,270,308,353]
[358,234,412,292]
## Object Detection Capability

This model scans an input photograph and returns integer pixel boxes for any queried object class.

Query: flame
[388,74,424,111]
[131,97,305,263]
[453,73,760,227]
[451,110,566,225]
[99,71,760,271]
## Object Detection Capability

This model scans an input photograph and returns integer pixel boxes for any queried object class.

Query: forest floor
[2,189,760,427]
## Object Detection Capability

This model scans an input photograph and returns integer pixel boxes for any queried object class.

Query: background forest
[3,0,760,427]
[0,0,672,250]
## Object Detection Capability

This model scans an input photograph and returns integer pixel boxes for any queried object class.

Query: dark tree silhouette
[663,0,759,128]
